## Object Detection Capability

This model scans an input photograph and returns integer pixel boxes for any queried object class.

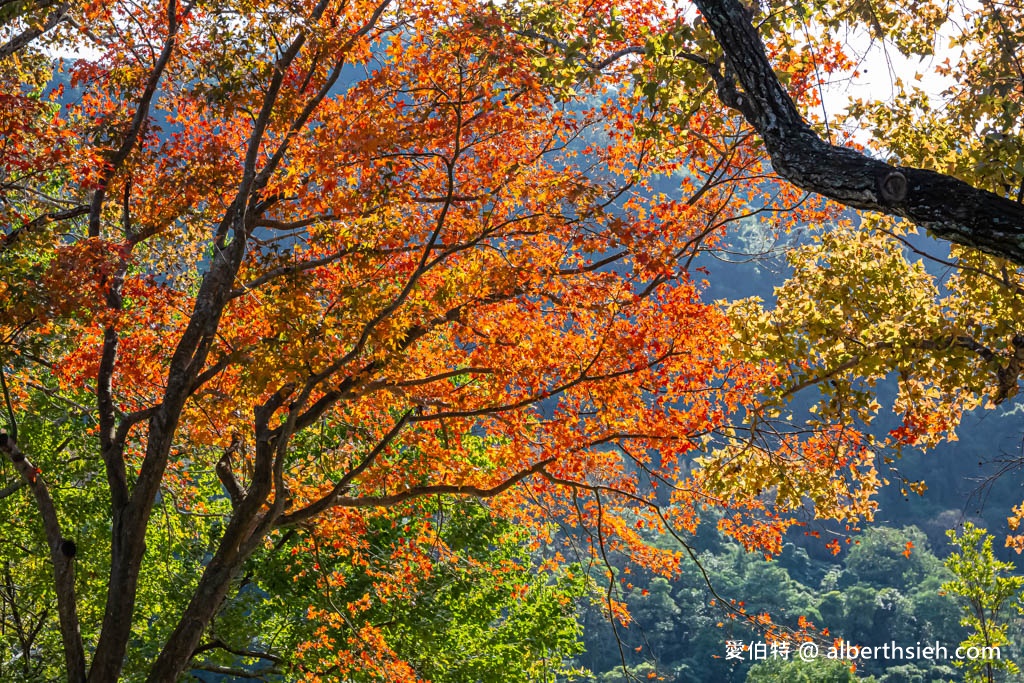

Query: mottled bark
[694,0,1024,264]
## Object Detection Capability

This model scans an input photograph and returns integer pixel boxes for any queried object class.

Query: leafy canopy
[1,0,1022,680]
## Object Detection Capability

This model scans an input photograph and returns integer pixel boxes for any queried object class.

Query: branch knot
[879,171,908,203]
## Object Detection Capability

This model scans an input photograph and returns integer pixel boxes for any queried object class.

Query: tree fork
[143,497,271,683]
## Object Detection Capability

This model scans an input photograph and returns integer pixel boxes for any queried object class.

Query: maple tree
[0,0,847,680]
[1,0,1022,681]
[519,0,1024,502]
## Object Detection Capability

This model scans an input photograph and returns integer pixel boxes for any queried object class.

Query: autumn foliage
[3,0,1008,679]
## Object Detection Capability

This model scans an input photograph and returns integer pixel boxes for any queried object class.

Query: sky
[817,1,974,145]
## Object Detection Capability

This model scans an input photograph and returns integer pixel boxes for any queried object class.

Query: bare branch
[331,457,556,510]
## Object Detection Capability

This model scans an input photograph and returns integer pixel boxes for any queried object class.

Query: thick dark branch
[693,0,1024,264]
[215,436,243,508]
[91,11,319,682]
[590,46,646,72]
[1,205,88,254]
[0,362,17,441]
[0,478,25,500]
[252,213,357,231]
[189,663,280,679]
[192,638,283,664]
[97,264,131,509]
[0,0,69,59]
[188,352,240,392]
[0,434,85,683]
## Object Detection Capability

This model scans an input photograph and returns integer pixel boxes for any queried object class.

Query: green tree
[943,523,1024,683]
[746,658,874,683]
[844,527,940,592]
[241,498,588,683]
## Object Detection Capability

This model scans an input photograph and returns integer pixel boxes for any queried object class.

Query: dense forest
[564,247,1024,682]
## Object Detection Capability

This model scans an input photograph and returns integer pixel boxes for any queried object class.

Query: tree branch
[215,436,243,509]
[89,0,187,237]
[0,434,85,683]
[0,478,25,500]
[191,637,283,664]
[189,663,280,679]
[693,0,1024,264]
[276,410,413,527]
[1,205,89,255]
[0,0,69,59]
[331,457,555,510]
